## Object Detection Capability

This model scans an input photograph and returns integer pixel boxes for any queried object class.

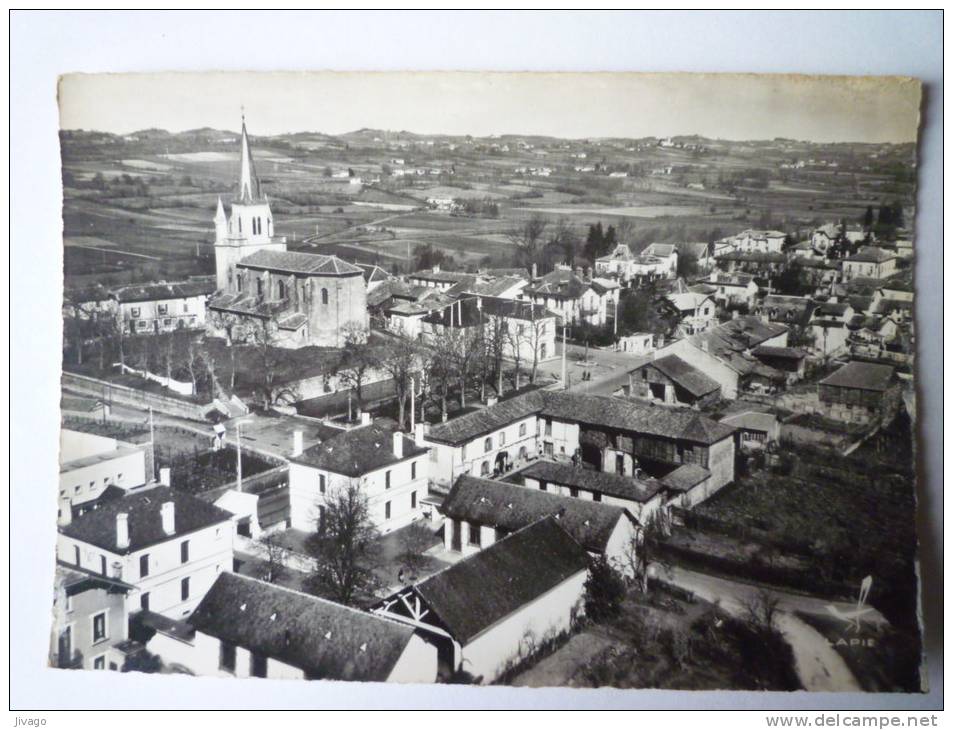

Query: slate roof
[290,420,428,477]
[642,243,677,258]
[409,269,473,285]
[660,464,711,492]
[455,276,527,298]
[237,250,363,276]
[518,460,664,503]
[641,354,721,398]
[719,411,778,435]
[111,281,215,303]
[356,263,391,285]
[597,243,634,262]
[189,573,416,682]
[751,345,808,361]
[424,391,543,445]
[819,361,895,392]
[682,316,789,378]
[60,486,233,554]
[442,475,633,551]
[845,247,896,264]
[414,517,589,644]
[524,269,592,300]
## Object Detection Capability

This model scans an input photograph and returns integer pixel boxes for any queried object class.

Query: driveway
[535,342,651,395]
[651,564,882,692]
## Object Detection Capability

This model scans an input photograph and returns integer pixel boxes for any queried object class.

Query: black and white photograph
[10,9,943,716]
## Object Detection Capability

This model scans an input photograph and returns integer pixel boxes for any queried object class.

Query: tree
[259,533,288,584]
[861,205,874,229]
[379,327,421,431]
[584,555,626,622]
[676,250,699,280]
[335,322,378,414]
[304,479,381,606]
[547,217,579,267]
[397,521,435,579]
[506,213,548,271]
[584,222,605,263]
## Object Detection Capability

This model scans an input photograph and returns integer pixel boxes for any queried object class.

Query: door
[251,652,268,678]
[615,453,625,475]
[451,519,462,552]
[58,626,72,667]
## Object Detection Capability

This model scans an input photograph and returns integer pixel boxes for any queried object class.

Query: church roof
[237,118,263,203]
[237,250,363,276]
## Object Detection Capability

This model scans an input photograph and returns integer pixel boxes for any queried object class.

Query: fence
[235,534,317,574]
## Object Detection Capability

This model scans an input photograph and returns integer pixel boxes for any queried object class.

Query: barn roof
[819,361,895,392]
[517,460,664,503]
[640,354,721,398]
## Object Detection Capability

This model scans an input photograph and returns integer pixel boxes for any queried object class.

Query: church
[206,118,368,349]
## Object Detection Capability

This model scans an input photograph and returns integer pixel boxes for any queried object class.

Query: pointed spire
[238,115,261,203]
[214,196,226,223]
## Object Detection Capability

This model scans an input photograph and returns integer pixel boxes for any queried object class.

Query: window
[483,437,492,453]
[65,594,73,612]
[180,577,190,601]
[130,307,141,318]
[257,278,264,298]
[278,280,286,299]
[321,288,329,305]
[92,612,107,643]
[237,274,243,292]
[539,482,547,492]
[480,461,489,476]
[100,555,107,576]
[384,501,391,520]
[180,540,190,564]
[220,642,237,673]
[73,545,80,566]
[319,474,326,494]
[137,320,148,330]
[139,554,150,578]
[545,419,553,436]
[569,487,579,498]
[93,656,106,670]
[140,593,150,612]
[499,432,506,447]
[163,318,172,326]
[593,492,603,503]
[411,461,417,480]
[117,472,122,481]
[74,485,81,494]
[251,652,268,678]
[183,302,189,313]
[519,423,527,437]
[89,480,95,489]
[158,304,168,315]
[468,522,482,547]
[411,491,417,509]
[385,470,391,489]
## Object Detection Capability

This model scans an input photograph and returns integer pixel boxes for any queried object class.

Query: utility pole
[410,376,416,432]
[148,406,156,481]
[561,326,568,390]
[235,419,252,493]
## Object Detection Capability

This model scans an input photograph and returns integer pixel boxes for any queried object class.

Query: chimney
[360,412,371,427]
[158,467,171,487]
[160,502,175,536]
[432,263,440,273]
[392,432,404,459]
[292,430,304,457]
[486,396,498,407]
[414,422,426,447]
[116,513,130,550]
[531,262,538,280]
[57,496,72,527]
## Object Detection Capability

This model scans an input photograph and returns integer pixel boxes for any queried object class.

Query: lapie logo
[824,575,877,647]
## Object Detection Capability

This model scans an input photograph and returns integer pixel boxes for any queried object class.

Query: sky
[58,71,922,144]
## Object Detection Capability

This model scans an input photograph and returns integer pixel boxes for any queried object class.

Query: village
[53,117,920,691]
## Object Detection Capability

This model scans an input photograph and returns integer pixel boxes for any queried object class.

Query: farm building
[624,354,722,409]
[817,361,900,425]
[371,517,589,683]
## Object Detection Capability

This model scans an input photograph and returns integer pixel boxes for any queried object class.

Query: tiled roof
[641,354,721,398]
[356,263,391,284]
[845,247,896,264]
[524,270,592,300]
[55,561,137,596]
[683,316,789,377]
[819,361,895,392]
[189,573,415,682]
[442,475,633,552]
[414,517,589,644]
[424,391,544,445]
[409,269,473,284]
[642,243,676,258]
[719,411,778,434]
[751,345,808,360]
[660,464,710,492]
[460,276,528,298]
[60,486,233,554]
[710,272,756,288]
[238,250,363,276]
[111,281,215,303]
[517,460,664,503]
[289,420,428,477]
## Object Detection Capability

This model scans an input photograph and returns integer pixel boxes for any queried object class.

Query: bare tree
[336,322,378,414]
[249,322,286,408]
[258,532,288,584]
[504,320,529,390]
[446,327,481,409]
[379,325,421,430]
[304,479,381,606]
[506,213,548,271]
[742,588,782,638]
[398,521,435,579]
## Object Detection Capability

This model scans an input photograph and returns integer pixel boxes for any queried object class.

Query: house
[57,486,235,619]
[384,293,456,340]
[615,332,655,356]
[810,301,855,357]
[817,361,900,425]
[58,428,150,519]
[594,243,634,282]
[751,345,808,382]
[714,251,787,277]
[708,271,760,309]
[625,355,721,409]
[408,266,475,291]
[842,247,898,281]
[523,268,613,327]
[718,229,786,255]
[656,316,789,399]
[112,280,215,335]
[452,275,528,301]
[356,263,392,294]
[421,390,737,502]
[371,517,589,683]
[516,460,666,526]
[664,287,716,336]
[142,572,437,682]
[288,420,430,534]
[49,563,137,671]
[719,411,780,451]
[810,223,842,255]
[596,243,677,285]
[440,474,642,570]
[757,294,816,328]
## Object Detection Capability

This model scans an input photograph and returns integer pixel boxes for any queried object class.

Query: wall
[60,447,146,507]
[658,339,740,399]
[119,295,208,335]
[386,633,440,684]
[62,371,212,421]
[460,568,586,683]
[53,585,128,671]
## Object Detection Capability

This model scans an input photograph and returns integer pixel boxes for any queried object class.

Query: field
[59,128,917,286]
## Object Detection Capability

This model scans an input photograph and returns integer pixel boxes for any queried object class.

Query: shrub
[584,555,626,622]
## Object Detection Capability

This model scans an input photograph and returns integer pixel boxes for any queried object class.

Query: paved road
[652,564,884,692]
[536,342,651,396]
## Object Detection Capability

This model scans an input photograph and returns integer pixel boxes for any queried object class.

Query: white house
[146,572,437,682]
[288,420,430,534]
[57,486,236,619]
[665,290,716,336]
[523,269,613,327]
[708,271,760,309]
[112,280,215,335]
[371,517,589,683]
[842,247,898,281]
[59,429,149,518]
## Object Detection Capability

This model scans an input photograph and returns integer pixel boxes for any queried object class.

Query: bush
[584,555,626,622]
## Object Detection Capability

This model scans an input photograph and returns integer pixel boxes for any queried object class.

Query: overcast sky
[59,72,921,143]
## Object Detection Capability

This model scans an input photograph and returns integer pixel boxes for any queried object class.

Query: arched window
[518,423,527,437]
[278,280,286,299]
[321,288,329,305]
[498,432,506,447]
[483,437,492,453]
[480,461,489,476]
[256,278,263,298]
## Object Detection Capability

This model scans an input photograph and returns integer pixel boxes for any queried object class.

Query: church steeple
[237,113,261,203]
